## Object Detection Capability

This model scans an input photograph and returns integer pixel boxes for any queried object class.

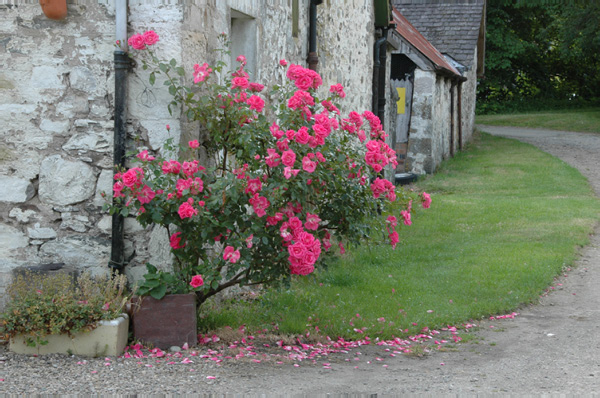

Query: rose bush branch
[110,31,431,306]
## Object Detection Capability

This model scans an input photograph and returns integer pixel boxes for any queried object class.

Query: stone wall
[459,50,478,146]
[0,3,117,307]
[0,1,377,308]
[406,69,458,174]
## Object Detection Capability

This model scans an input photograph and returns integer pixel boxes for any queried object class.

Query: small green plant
[136,263,189,299]
[0,271,132,347]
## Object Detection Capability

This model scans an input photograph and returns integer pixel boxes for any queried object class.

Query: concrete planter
[131,293,197,349]
[9,314,129,357]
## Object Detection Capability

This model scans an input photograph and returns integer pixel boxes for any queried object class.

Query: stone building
[386,7,464,174]
[0,0,482,307]
[392,0,486,172]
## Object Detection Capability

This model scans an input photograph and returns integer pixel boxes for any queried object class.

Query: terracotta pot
[131,293,197,349]
[39,0,67,20]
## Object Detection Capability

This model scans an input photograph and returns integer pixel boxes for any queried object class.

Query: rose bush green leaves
[109,31,429,305]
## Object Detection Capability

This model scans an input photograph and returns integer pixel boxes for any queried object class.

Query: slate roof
[391,8,461,77]
[392,0,485,69]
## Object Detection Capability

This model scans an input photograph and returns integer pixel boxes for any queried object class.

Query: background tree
[478,0,600,113]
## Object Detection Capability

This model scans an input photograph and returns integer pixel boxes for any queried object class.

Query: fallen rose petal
[207,376,216,379]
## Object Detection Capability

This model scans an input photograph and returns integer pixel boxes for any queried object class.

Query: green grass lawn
[475,107,600,133]
[200,133,599,340]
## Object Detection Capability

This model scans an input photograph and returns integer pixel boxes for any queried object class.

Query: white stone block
[0,223,29,256]
[30,66,63,89]
[70,66,97,93]
[39,237,110,276]
[40,119,69,134]
[9,207,38,223]
[27,223,57,239]
[62,131,111,153]
[93,169,114,207]
[39,155,96,206]
[0,176,35,203]
[97,215,112,234]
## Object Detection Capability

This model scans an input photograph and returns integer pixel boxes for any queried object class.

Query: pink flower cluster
[422,192,432,208]
[227,58,266,113]
[386,215,400,249]
[249,193,270,217]
[128,30,159,50]
[114,167,157,210]
[329,83,346,98]
[170,232,186,249]
[283,217,322,275]
[365,139,398,173]
[370,177,396,202]
[223,246,241,263]
[193,63,212,84]
[286,64,323,91]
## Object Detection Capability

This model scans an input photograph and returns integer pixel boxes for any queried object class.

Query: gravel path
[1,125,599,395]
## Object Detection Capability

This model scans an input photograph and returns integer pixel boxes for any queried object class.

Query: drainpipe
[372,33,387,115]
[110,1,129,274]
[376,27,389,126]
[457,81,463,150]
[307,0,323,71]
[450,81,455,157]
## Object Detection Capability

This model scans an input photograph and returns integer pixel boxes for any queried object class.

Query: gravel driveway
[1,125,599,395]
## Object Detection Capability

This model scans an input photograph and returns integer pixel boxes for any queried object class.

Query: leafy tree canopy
[478,0,600,113]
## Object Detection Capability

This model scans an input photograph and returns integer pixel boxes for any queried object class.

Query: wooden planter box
[9,314,129,357]
[131,293,197,349]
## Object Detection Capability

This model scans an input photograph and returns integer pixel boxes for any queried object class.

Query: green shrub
[1,272,132,347]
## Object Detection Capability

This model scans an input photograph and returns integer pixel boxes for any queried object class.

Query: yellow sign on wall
[396,87,406,114]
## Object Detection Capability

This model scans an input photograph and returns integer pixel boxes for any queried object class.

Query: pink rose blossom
[170,232,186,249]
[246,234,254,248]
[329,83,346,98]
[190,274,204,288]
[178,198,198,219]
[245,178,262,195]
[283,166,300,180]
[127,34,146,50]
[136,184,156,204]
[193,63,212,84]
[232,77,249,89]
[279,59,288,66]
[302,156,317,173]
[304,213,321,230]
[162,160,181,174]
[422,192,432,208]
[389,231,399,249]
[236,55,247,65]
[142,30,160,46]
[294,127,311,145]
[189,140,200,149]
[386,215,398,228]
[281,150,297,167]
[122,167,144,188]
[136,150,155,162]
[113,181,125,198]
[223,246,241,263]
[400,210,412,226]
[246,95,265,112]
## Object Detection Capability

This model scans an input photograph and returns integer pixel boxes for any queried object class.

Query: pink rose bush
[109,31,430,305]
